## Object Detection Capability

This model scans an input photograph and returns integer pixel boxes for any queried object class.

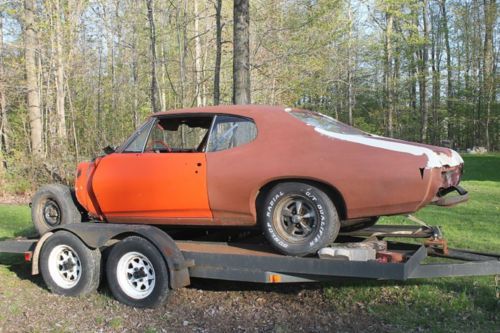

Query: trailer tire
[106,236,170,308]
[31,184,81,235]
[262,182,340,257]
[40,231,101,297]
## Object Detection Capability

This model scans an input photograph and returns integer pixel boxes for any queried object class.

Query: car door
[91,115,214,224]
[205,115,259,225]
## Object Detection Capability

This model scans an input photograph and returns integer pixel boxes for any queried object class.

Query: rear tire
[40,231,101,296]
[261,182,340,256]
[31,184,81,235]
[105,236,170,308]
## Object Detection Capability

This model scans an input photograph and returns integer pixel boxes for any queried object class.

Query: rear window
[207,115,257,152]
[290,110,364,135]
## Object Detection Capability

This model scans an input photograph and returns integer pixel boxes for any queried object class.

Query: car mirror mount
[103,145,116,155]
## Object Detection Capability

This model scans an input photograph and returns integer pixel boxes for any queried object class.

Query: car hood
[314,128,463,169]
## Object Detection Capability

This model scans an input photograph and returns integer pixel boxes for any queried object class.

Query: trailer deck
[178,240,499,283]
[1,224,499,286]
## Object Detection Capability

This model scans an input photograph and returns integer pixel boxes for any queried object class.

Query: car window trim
[206,114,257,153]
[204,115,218,153]
[141,117,160,153]
[118,118,155,153]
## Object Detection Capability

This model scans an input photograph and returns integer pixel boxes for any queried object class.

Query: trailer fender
[50,224,191,289]
[31,231,53,275]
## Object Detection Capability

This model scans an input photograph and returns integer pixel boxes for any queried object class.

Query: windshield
[290,110,365,135]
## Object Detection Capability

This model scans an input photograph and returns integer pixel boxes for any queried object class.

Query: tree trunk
[347,1,354,126]
[24,0,43,157]
[440,0,453,140]
[431,7,441,145]
[233,0,251,105]
[146,0,160,113]
[408,50,417,140]
[393,43,400,137]
[419,0,430,143]
[194,0,203,107]
[213,0,222,105]
[97,43,103,144]
[54,0,67,141]
[483,0,496,150]
[131,24,139,128]
[473,3,482,147]
[65,78,79,161]
[0,13,9,162]
[384,11,394,137]
[202,1,210,106]
[176,0,188,107]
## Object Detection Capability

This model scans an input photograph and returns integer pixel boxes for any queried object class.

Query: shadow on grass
[188,276,498,318]
[1,261,47,290]
[1,257,115,297]
[187,276,429,294]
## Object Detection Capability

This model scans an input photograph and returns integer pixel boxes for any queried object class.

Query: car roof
[152,105,291,118]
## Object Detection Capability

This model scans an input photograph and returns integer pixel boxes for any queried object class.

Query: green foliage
[0,0,497,194]
[1,150,74,196]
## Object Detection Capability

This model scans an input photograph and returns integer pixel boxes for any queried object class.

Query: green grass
[380,153,500,252]
[0,154,498,332]
[0,204,36,265]
[325,153,500,332]
[108,317,123,329]
[0,204,33,239]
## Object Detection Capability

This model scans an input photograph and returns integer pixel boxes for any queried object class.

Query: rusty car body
[32,105,467,256]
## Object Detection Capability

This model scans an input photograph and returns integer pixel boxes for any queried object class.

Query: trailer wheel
[31,184,81,235]
[106,236,169,308]
[262,182,340,257]
[40,231,101,296]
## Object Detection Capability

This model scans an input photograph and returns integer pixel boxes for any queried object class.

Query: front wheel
[261,182,340,257]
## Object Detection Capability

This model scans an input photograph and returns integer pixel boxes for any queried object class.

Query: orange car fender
[75,157,104,220]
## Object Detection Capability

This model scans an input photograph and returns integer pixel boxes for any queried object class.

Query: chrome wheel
[116,252,156,300]
[47,244,82,289]
[274,196,318,242]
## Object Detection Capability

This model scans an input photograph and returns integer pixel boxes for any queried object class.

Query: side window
[144,116,213,153]
[207,116,257,152]
[123,121,153,153]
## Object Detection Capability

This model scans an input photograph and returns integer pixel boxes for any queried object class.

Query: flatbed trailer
[0,222,499,308]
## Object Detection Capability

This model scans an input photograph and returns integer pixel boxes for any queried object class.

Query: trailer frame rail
[0,224,498,286]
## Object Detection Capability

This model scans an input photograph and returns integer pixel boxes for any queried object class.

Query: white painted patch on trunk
[315,128,463,169]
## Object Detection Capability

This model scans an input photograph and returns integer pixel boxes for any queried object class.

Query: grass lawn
[325,153,500,332]
[0,154,498,332]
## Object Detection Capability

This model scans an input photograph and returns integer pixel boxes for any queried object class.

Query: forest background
[0,0,497,193]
